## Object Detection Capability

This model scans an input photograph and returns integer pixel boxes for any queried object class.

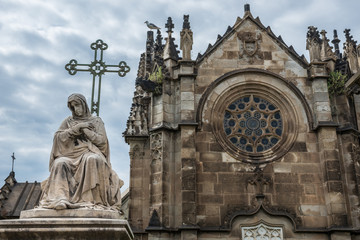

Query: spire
[180,15,193,60]
[11,152,15,176]
[154,29,164,60]
[145,31,154,75]
[343,29,359,74]
[155,29,163,48]
[344,29,357,49]
[306,26,321,62]
[332,29,341,59]
[165,17,174,35]
[4,153,17,186]
[163,17,179,61]
[319,30,335,61]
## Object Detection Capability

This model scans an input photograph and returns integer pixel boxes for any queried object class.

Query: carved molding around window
[211,82,298,164]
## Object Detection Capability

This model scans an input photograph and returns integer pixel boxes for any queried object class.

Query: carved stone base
[20,208,123,219]
[0,218,134,240]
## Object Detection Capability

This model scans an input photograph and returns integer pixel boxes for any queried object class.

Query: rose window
[223,95,283,153]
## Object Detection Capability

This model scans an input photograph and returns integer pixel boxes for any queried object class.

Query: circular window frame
[211,81,298,164]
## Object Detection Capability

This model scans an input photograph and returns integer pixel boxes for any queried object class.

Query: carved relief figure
[238,31,263,63]
[39,93,123,210]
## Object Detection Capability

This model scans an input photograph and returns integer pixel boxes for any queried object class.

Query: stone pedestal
[20,208,123,219]
[0,209,134,240]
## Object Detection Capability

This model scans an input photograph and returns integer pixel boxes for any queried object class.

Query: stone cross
[11,152,15,173]
[65,39,130,116]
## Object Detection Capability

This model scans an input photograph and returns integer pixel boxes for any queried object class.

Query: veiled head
[67,93,91,119]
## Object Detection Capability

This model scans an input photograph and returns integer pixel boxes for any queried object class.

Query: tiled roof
[0,172,41,219]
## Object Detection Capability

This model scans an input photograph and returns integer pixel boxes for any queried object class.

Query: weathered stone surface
[124,5,360,239]
[40,94,123,211]
[20,208,123,219]
[0,218,133,240]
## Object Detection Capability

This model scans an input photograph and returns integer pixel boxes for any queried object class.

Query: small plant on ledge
[327,71,347,100]
[149,66,164,95]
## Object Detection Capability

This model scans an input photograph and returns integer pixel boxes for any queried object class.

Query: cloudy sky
[0,0,359,191]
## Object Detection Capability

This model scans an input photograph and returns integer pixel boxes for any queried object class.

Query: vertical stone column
[180,126,196,225]
[127,137,150,231]
[335,93,360,227]
[149,131,167,227]
[310,62,348,227]
[180,15,193,61]
[148,130,173,231]
[177,60,198,240]
[310,62,332,124]
[318,127,348,226]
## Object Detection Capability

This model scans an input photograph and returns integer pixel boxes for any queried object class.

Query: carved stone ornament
[352,143,360,165]
[212,83,298,163]
[180,15,193,60]
[241,222,283,240]
[124,84,150,136]
[237,31,263,63]
[150,132,163,161]
[320,30,335,61]
[306,26,321,62]
[344,29,359,74]
[247,165,271,195]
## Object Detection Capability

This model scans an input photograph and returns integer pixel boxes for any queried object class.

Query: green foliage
[149,66,164,84]
[327,71,347,99]
[149,66,164,95]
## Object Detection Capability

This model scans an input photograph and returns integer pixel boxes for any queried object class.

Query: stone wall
[126,8,360,240]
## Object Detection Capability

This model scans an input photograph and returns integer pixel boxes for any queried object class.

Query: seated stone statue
[39,93,123,210]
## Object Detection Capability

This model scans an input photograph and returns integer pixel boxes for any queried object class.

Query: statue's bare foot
[54,202,67,210]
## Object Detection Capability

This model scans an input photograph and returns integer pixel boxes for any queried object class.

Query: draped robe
[39,95,123,210]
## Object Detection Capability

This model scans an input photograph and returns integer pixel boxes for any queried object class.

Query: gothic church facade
[124,5,360,240]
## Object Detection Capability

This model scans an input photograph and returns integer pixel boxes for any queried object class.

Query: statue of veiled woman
[39,93,123,210]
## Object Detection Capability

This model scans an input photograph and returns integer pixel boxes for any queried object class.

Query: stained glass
[223,95,283,153]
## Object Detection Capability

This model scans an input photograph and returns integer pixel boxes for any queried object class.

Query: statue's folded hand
[82,128,95,141]
[72,122,92,133]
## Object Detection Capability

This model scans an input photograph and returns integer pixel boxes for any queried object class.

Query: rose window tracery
[223,95,283,153]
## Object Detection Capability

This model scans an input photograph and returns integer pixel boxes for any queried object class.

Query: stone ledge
[0,218,134,240]
[20,208,123,219]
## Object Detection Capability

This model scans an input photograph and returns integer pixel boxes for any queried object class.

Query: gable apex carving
[196,12,308,68]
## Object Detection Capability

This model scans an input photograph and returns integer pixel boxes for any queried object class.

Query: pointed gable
[196,5,309,91]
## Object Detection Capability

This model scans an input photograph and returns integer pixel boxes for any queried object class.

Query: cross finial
[165,17,174,34]
[11,152,15,173]
[65,39,130,116]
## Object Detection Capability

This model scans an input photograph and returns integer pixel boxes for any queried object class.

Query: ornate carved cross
[65,39,130,116]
